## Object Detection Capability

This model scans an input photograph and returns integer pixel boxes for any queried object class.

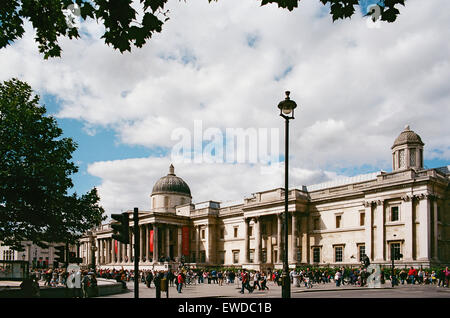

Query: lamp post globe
[278,91,298,298]
[278,91,297,118]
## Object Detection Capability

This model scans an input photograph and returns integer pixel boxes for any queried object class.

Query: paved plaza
[101,281,450,298]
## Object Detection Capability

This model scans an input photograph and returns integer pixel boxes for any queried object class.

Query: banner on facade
[149,229,154,253]
[182,226,189,256]
[114,240,118,255]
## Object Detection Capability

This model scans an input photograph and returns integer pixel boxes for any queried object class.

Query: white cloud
[0,0,449,214]
[87,156,339,217]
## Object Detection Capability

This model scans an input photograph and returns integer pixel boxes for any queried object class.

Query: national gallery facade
[79,126,450,270]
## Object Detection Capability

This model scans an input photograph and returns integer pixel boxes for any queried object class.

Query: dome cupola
[151,164,191,197]
[391,125,424,171]
[151,164,192,212]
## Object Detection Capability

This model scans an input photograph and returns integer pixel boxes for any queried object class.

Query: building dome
[151,164,191,197]
[391,125,424,149]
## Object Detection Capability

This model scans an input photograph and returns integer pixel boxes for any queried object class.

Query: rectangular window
[313,247,320,263]
[297,250,301,262]
[273,250,278,263]
[249,226,253,237]
[390,243,401,260]
[220,228,225,239]
[391,206,399,222]
[233,251,239,264]
[335,246,343,262]
[233,227,238,238]
[360,212,365,226]
[358,245,366,262]
[262,250,267,263]
[336,215,342,228]
[201,229,205,239]
[249,250,254,263]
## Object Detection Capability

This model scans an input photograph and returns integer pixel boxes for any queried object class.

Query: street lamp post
[277,91,297,299]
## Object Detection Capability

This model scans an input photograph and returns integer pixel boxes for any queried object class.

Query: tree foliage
[0,78,105,249]
[0,0,406,59]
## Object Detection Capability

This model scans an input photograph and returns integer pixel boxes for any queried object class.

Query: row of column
[242,213,305,265]
[364,193,438,262]
[96,223,186,265]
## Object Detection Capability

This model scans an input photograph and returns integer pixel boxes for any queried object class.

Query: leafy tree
[0,0,405,59]
[0,78,105,250]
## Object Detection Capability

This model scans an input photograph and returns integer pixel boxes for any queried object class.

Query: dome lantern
[391,125,424,171]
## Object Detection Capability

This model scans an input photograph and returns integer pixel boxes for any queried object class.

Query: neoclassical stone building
[80,126,450,270]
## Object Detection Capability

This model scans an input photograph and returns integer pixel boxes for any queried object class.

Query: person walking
[252,271,261,290]
[239,270,253,294]
[408,267,417,285]
[146,271,153,288]
[260,272,269,290]
[335,271,342,287]
[81,272,90,298]
[444,267,450,288]
[218,271,223,286]
[399,269,407,285]
[177,272,184,293]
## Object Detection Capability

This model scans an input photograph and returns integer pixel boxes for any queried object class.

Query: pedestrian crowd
[20,265,450,297]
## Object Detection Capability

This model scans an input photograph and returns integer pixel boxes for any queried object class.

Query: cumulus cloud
[87,157,340,217]
[1,0,449,214]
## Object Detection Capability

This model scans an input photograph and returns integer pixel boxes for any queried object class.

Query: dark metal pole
[134,207,139,299]
[282,117,291,298]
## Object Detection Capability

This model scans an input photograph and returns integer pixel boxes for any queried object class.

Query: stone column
[166,226,170,259]
[121,242,126,263]
[291,213,298,263]
[145,224,150,262]
[417,194,431,260]
[194,226,199,262]
[243,218,249,263]
[100,239,104,264]
[364,201,373,261]
[301,216,308,264]
[153,224,159,262]
[402,195,414,261]
[128,229,136,263]
[267,224,273,264]
[277,214,282,263]
[374,200,385,261]
[140,225,145,262]
[177,226,183,260]
[107,239,111,264]
[205,224,210,263]
[106,238,113,263]
[433,198,439,260]
[254,217,261,264]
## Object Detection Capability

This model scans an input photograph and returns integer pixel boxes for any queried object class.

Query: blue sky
[1,0,449,214]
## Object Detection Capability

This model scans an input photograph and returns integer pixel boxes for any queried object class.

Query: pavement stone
[99,281,450,298]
